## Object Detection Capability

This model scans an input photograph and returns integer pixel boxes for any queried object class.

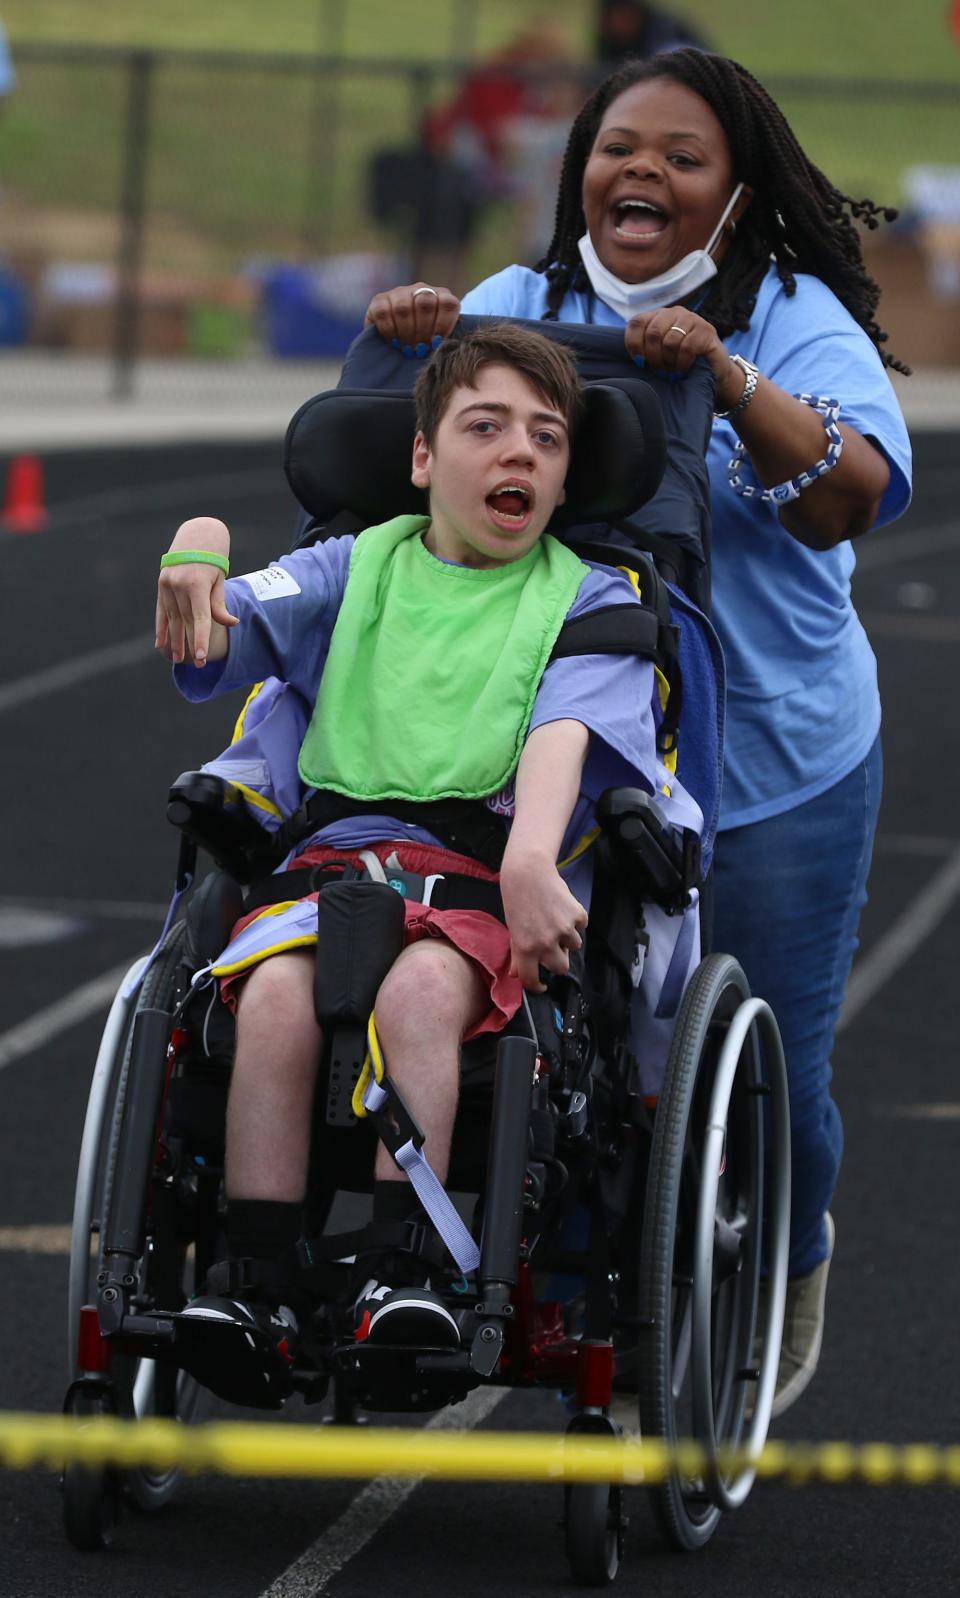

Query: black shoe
[175,1294,298,1408]
[354,1278,460,1349]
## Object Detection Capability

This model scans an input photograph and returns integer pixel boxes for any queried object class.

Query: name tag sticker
[239,566,301,601]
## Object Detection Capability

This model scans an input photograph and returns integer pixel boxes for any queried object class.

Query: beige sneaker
[769,1212,835,1419]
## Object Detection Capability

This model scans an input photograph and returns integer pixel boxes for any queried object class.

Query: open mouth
[485,482,533,529]
[613,198,669,240]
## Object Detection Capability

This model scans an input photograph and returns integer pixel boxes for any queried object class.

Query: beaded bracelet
[729,394,844,505]
[160,549,230,575]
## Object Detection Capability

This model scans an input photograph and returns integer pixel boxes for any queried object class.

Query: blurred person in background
[595,0,709,63]
[0,18,15,113]
[364,49,912,1420]
[368,19,578,288]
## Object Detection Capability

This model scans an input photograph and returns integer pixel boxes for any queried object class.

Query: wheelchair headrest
[283,378,667,533]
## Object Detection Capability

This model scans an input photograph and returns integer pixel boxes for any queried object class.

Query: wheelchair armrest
[596,787,700,915]
[167,771,276,885]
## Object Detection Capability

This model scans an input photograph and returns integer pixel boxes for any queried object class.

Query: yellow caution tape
[2,1414,959,1487]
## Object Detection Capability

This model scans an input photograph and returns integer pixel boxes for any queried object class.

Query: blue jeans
[711,736,883,1278]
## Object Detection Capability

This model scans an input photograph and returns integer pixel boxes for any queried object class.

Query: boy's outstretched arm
[499,718,590,993]
[155,515,239,668]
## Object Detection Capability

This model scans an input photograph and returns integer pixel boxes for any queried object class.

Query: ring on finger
[413,286,440,300]
[668,323,690,337]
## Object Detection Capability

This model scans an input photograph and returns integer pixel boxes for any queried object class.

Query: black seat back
[302,317,716,610]
[284,376,666,536]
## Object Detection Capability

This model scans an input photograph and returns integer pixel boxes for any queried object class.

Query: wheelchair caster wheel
[564,1482,623,1586]
[62,1389,120,1552]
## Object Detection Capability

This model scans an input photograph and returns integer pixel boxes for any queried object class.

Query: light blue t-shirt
[462,262,913,827]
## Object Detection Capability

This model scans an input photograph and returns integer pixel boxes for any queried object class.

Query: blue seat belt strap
[362,1078,481,1276]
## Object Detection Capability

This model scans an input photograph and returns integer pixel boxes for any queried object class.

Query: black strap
[276,792,509,873]
[550,602,660,662]
[244,860,505,922]
[428,873,504,920]
[296,1221,448,1282]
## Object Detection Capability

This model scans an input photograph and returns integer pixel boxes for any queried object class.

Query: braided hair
[537,49,908,373]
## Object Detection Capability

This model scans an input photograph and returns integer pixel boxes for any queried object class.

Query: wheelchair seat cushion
[211,840,522,1039]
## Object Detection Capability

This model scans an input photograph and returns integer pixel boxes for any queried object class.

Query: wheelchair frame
[64,811,790,1582]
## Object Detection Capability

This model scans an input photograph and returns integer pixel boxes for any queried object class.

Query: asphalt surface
[0,432,958,1597]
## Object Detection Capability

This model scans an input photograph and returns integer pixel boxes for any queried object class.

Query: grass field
[1,1,958,320]
[6,0,960,81]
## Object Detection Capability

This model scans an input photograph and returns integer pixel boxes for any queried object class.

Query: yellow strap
[225,780,284,821]
[556,826,601,869]
[618,565,678,776]
[231,681,265,745]
[210,931,318,979]
[351,1012,385,1119]
[615,564,642,599]
[654,665,678,774]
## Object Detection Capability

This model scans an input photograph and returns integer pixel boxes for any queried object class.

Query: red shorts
[221,840,520,1040]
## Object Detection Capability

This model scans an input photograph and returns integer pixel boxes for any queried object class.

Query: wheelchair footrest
[173,1309,295,1410]
[333,1341,478,1413]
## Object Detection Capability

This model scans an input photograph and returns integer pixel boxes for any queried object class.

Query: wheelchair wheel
[67,922,209,1516]
[565,1483,622,1586]
[637,953,790,1551]
[62,1386,120,1551]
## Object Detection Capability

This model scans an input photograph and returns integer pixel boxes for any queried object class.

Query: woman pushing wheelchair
[154,322,701,1405]
[365,48,913,1419]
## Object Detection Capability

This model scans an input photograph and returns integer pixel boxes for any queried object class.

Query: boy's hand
[155,516,238,668]
[363,282,460,352]
[500,847,588,993]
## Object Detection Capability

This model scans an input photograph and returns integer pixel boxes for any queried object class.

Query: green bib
[298,514,587,802]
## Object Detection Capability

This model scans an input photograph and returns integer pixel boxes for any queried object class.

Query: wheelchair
[63,320,791,1583]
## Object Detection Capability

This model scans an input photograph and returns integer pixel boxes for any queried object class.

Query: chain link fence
[1,43,958,409]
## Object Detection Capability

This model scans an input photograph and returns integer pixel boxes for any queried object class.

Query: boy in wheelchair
[154,322,703,1409]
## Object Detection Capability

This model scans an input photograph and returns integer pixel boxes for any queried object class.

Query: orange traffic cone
[2,455,48,532]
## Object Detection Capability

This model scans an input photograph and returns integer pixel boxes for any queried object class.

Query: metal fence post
[112,48,154,401]
[407,63,434,284]
[301,0,347,255]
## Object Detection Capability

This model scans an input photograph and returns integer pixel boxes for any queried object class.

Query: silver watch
[714,354,759,421]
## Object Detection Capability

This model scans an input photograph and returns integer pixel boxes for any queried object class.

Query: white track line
[838,845,960,1032]
[0,960,134,1074]
[0,634,155,715]
[260,1387,510,1598]
[0,1224,75,1254]
[889,1103,960,1120]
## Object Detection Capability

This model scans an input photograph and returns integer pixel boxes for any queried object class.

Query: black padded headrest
[283,378,666,533]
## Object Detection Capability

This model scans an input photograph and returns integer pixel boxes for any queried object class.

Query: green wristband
[160,549,230,575]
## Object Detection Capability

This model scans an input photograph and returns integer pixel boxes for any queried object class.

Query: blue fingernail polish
[402,344,414,359]
[431,334,442,349]
[631,353,646,369]
[415,341,428,358]
[390,337,401,350]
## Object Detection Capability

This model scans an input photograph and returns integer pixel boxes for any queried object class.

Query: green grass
[6,0,960,79]
[2,2,958,298]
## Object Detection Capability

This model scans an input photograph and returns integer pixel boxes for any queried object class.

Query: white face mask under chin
[578,181,744,321]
